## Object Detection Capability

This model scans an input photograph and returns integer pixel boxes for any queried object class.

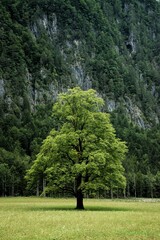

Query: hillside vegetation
[0,0,160,197]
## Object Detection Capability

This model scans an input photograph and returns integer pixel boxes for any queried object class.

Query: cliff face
[0,0,160,196]
[1,0,160,125]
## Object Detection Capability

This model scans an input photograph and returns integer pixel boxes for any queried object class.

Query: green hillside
[0,0,160,197]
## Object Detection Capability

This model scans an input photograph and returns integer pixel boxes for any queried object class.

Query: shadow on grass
[27,206,131,212]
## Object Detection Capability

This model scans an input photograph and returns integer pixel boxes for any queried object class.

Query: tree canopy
[26,87,127,209]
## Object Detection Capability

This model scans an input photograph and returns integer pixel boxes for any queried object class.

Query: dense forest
[0,0,160,198]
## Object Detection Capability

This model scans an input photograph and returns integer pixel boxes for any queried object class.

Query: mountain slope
[0,0,160,197]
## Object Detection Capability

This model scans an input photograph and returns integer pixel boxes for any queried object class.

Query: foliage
[0,0,160,197]
[26,88,127,208]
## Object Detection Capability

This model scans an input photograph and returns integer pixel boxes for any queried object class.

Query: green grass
[0,197,160,240]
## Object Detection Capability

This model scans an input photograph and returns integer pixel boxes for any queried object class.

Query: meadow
[0,197,160,240]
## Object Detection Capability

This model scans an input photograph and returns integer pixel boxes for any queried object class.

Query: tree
[26,87,127,209]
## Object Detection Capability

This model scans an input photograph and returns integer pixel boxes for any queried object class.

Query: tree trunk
[36,180,39,197]
[4,175,7,197]
[11,182,14,196]
[43,178,46,197]
[76,190,84,210]
[124,188,126,198]
[75,174,84,209]
[116,188,119,198]
[127,182,130,197]
[2,181,4,197]
[150,184,153,198]
[110,188,113,199]
[134,174,136,198]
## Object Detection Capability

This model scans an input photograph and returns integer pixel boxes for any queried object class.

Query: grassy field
[0,197,160,240]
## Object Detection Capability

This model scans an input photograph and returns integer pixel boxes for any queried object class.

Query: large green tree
[26,87,127,209]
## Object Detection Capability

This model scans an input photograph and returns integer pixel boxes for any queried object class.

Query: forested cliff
[0,0,160,197]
